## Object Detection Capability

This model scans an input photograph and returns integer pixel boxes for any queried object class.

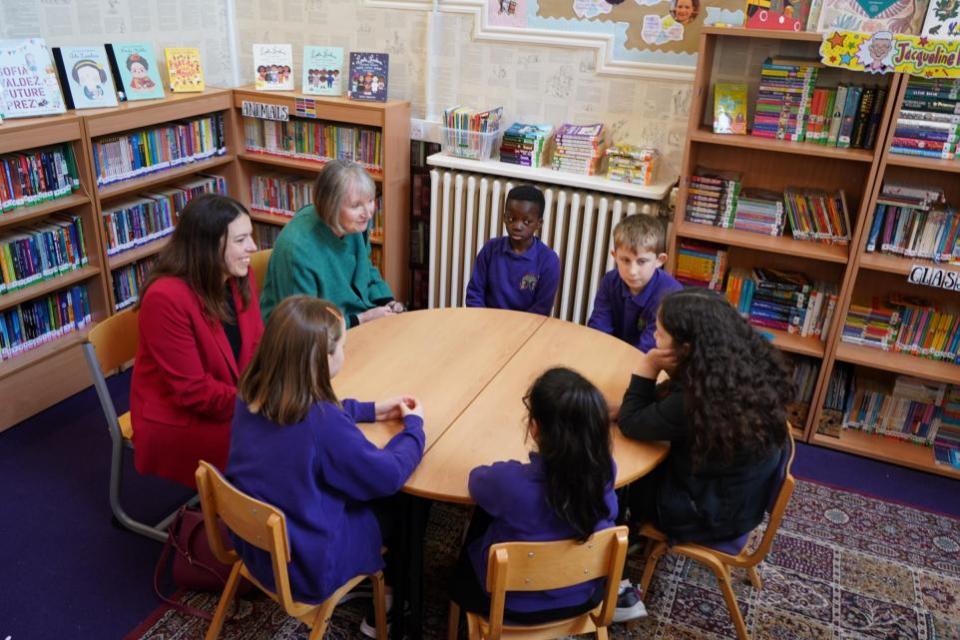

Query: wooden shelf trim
[858,252,960,276]
[689,128,876,163]
[676,221,850,263]
[239,151,384,179]
[885,153,960,174]
[812,429,960,479]
[0,265,101,313]
[701,26,826,42]
[0,193,91,230]
[107,237,171,270]
[764,328,826,358]
[250,209,295,226]
[96,154,235,201]
[834,342,960,385]
[0,326,91,381]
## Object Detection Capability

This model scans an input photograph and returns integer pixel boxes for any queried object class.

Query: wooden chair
[447,525,629,640]
[250,248,272,292]
[82,308,188,542]
[637,430,797,640]
[195,461,388,640]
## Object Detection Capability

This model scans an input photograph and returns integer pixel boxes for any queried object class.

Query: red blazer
[131,276,264,488]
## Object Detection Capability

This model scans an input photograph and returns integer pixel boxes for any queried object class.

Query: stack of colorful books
[674,241,727,290]
[934,386,960,470]
[604,144,658,184]
[751,57,821,142]
[783,188,852,244]
[805,85,886,150]
[725,267,838,339]
[842,375,950,445]
[732,189,786,236]
[842,297,903,351]
[866,183,959,264]
[890,77,960,160]
[686,168,741,227]
[552,123,606,175]
[499,123,553,167]
[843,295,960,363]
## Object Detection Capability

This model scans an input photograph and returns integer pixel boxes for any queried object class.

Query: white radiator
[428,169,661,325]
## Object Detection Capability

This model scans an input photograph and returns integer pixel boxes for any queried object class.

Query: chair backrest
[484,525,628,638]
[86,307,140,373]
[195,461,299,613]
[747,427,796,563]
[250,249,272,292]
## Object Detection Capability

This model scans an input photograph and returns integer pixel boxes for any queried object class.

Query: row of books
[840,375,952,445]
[0,214,89,296]
[0,145,80,213]
[843,296,960,363]
[674,242,727,290]
[751,57,820,143]
[726,266,839,339]
[111,258,155,311]
[249,173,314,218]
[786,354,820,427]
[441,106,503,161]
[0,284,92,362]
[605,145,658,186]
[552,123,606,175]
[866,183,959,264]
[443,105,503,134]
[890,77,960,161]
[242,118,383,172]
[804,85,885,150]
[370,245,383,272]
[499,123,552,167]
[92,114,226,187]
[934,387,960,470]
[101,175,226,256]
[253,222,282,250]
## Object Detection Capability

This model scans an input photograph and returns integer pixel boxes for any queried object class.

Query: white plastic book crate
[440,127,501,160]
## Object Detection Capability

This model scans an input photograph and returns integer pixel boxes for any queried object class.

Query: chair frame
[196,461,388,640]
[250,248,272,293]
[638,430,797,640]
[82,307,190,542]
[448,525,628,640]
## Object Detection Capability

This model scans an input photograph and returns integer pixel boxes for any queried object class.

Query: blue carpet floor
[1,372,958,639]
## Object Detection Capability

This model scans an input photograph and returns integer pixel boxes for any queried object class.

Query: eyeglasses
[504,216,537,227]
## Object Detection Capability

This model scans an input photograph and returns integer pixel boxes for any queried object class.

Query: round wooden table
[333,307,669,503]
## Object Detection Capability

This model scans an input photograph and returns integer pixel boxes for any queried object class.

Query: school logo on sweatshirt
[520,273,539,291]
[636,316,648,334]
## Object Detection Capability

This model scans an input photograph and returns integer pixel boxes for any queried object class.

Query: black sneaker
[338,580,374,605]
[359,595,400,639]
[613,579,648,623]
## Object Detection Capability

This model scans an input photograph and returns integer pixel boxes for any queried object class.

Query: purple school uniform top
[226,399,424,604]
[467,453,618,613]
[587,268,682,352]
[464,237,561,316]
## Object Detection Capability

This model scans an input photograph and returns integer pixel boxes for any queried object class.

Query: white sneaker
[613,579,648,623]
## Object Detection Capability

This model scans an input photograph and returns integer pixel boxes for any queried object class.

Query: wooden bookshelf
[0,114,109,431]
[81,88,236,313]
[230,86,410,302]
[812,428,960,479]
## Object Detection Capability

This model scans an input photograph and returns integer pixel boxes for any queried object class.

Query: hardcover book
[302,46,344,96]
[0,38,66,118]
[714,83,748,134]
[106,43,164,101]
[53,45,119,109]
[164,47,204,93]
[347,52,389,102]
[253,44,294,91]
[816,0,928,34]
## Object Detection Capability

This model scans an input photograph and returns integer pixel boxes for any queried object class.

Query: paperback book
[106,43,164,101]
[0,38,66,118]
[302,46,343,96]
[714,83,748,134]
[347,52,389,102]
[164,47,204,93]
[53,45,119,109]
[253,44,294,91]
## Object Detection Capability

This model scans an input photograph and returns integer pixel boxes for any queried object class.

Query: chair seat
[639,523,749,556]
[118,411,133,440]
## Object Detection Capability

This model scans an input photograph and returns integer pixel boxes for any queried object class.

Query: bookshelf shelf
[96,154,235,201]
[0,193,91,230]
[676,221,849,263]
[107,237,172,270]
[857,252,960,277]
[700,26,825,42]
[884,154,960,174]
[834,342,960,386]
[0,327,92,382]
[811,429,960,479]
[0,266,101,313]
[689,127,876,163]
[766,328,826,359]
[232,86,410,302]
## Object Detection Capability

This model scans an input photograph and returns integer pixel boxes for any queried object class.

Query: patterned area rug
[126,480,960,639]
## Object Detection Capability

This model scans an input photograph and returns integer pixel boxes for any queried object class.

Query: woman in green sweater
[260,160,404,326]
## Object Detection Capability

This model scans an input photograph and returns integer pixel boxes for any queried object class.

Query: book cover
[347,52,388,102]
[746,0,810,31]
[714,83,748,134]
[164,47,204,93]
[0,38,66,118]
[253,44,294,91]
[921,0,960,37]
[107,43,164,101]
[53,46,119,109]
[302,46,344,96]
[816,0,928,34]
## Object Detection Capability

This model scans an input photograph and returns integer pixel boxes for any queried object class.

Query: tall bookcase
[80,89,237,312]
[0,114,110,428]
[230,86,411,303]
[671,28,959,478]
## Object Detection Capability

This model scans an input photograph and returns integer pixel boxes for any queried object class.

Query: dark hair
[125,54,148,71]
[526,367,613,541]
[139,193,252,322]
[658,288,791,467]
[239,296,343,425]
[506,184,545,219]
[71,59,107,83]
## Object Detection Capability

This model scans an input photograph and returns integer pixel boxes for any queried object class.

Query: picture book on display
[0,38,66,118]
[53,46,119,109]
[714,83,747,134]
[816,0,928,34]
[745,0,811,31]
[253,44,294,91]
[922,0,960,39]
[106,43,164,101]
[164,47,204,92]
[302,46,343,96]
[347,52,389,102]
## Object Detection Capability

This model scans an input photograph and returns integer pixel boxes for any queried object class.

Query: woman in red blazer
[131,193,264,488]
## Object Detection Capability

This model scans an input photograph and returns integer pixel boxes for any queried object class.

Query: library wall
[234,3,692,177]
[0,0,234,88]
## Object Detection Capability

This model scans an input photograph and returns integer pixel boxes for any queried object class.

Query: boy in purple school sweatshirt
[587,214,682,352]
[465,185,561,316]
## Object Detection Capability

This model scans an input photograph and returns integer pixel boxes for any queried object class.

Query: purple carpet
[0,372,958,638]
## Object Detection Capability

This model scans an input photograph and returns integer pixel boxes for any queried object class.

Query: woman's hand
[358,305,395,324]
[386,300,406,314]
[375,396,413,421]
[399,396,423,420]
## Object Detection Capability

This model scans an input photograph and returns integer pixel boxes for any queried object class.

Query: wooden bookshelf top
[701,26,826,43]
[0,114,84,154]
[689,128,876,163]
[858,252,960,277]
[232,85,410,110]
[83,88,233,137]
[239,151,384,180]
[676,221,850,263]
[812,429,960,479]
[885,153,960,174]
[834,342,960,385]
[0,193,90,230]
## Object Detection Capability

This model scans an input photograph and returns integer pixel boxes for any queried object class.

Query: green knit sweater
[259,205,393,326]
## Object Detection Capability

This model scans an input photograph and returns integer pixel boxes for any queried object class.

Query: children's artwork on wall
[921,0,960,38]
[815,0,929,34]
[302,47,344,96]
[253,44,294,91]
[107,43,165,101]
[489,0,529,26]
[0,38,66,118]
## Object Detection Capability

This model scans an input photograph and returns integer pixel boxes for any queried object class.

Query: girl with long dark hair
[451,367,646,624]
[618,287,792,542]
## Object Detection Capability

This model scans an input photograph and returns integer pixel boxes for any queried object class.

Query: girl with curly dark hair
[617,287,792,543]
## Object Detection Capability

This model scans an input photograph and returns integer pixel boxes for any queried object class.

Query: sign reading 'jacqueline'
[909,264,960,291]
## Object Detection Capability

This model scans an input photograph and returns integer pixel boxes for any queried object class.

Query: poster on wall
[488,0,529,27]
[820,29,960,77]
